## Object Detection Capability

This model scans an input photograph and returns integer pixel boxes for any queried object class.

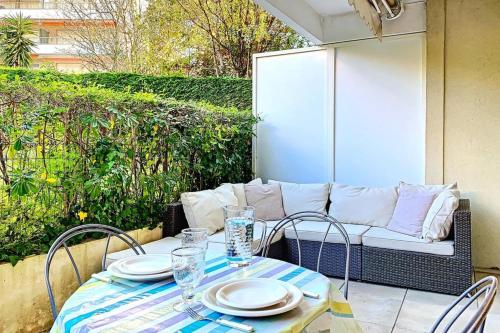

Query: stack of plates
[202,278,303,317]
[107,254,173,281]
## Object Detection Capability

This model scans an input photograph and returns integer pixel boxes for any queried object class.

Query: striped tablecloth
[50,253,361,333]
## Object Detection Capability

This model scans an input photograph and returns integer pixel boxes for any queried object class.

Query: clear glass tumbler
[171,246,206,311]
[223,206,266,268]
[181,228,208,250]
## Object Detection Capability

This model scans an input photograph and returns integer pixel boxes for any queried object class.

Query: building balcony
[33,43,74,55]
[0,1,109,19]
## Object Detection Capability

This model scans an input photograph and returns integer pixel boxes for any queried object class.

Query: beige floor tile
[483,313,500,332]
[329,278,344,288]
[357,321,393,333]
[477,288,500,314]
[395,289,477,333]
[348,281,406,326]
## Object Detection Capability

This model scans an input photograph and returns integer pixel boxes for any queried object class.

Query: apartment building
[0,0,103,72]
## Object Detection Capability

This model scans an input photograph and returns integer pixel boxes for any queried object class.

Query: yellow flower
[46,178,57,184]
[152,125,159,134]
[78,211,88,221]
[36,145,43,155]
[40,172,48,180]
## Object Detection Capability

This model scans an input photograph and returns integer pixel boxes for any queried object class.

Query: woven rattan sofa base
[362,246,471,295]
[285,238,362,280]
[362,199,472,295]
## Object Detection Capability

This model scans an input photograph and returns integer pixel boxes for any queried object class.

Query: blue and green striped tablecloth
[50,254,361,333]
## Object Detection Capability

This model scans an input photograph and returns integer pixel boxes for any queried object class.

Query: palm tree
[0,14,35,67]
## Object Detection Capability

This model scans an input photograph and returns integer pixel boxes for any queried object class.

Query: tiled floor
[330,278,500,333]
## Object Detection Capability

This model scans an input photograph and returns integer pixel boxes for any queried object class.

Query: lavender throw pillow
[387,190,436,237]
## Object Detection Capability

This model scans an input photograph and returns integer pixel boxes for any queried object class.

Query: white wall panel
[334,36,425,186]
[253,49,333,183]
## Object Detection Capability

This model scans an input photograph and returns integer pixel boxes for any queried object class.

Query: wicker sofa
[160,199,472,295]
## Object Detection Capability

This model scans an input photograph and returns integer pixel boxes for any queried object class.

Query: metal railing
[0,1,60,9]
[31,36,72,45]
[0,1,89,10]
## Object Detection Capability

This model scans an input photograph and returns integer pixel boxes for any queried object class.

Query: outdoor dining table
[50,250,362,333]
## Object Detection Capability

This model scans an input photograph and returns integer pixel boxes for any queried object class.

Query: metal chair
[262,211,351,299]
[44,224,145,319]
[430,276,498,333]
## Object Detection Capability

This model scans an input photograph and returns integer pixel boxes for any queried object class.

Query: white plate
[108,260,173,281]
[117,255,172,275]
[216,278,288,309]
[202,280,303,317]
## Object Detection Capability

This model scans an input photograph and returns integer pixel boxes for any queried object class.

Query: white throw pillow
[329,183,398,227]
[422,190,460,242]
[228,178,263,208]
[268,180,330,215]
[180,184,238,235]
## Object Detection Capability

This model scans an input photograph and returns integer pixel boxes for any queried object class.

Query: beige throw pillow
[229,178,263,208]
[268,180,330,215]
[329,183,398,227]
[244,183,286,221]
[180,184,238,235]
[422,189,460,242]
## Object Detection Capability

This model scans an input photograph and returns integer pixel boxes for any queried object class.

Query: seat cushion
[284,221,370,245]
[362,227,454,255]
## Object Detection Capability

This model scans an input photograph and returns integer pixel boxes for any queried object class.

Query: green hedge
[0,77,256,264]
[0,67,252,110]
[79,72,252,110]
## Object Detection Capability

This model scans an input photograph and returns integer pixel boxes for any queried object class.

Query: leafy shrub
[0,67,252,110]
[0,77,256,265]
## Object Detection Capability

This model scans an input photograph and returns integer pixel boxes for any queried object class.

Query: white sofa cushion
[227,178,263,208]
[329,183,398,227]
[105,237,227,268]
[181,184,238,234]
[422,190,460,241]
[268,180,330,215]
[284,221,370,245]
[362,227,454,255]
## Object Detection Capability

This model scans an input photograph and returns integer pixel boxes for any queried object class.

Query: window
[39,29,50,44]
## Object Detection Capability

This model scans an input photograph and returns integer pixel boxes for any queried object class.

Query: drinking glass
[224,206,266,267]
[171,247,206,311]
[181,228,208,250]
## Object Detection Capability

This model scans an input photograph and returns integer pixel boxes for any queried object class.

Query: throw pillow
[329,183,398,227]
[422,190,460,241]
[387,190,437,237]
[268,180,330,215]
[244,183,286,221]
[180,184,238,235]
[229,178,263,208]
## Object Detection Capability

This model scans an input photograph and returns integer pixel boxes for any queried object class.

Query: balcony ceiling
[254,0,426,44]
[304,0,353,16]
